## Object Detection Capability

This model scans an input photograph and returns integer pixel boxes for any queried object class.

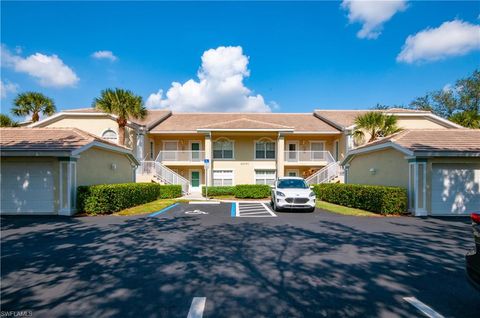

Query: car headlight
[309,191,316,197]
[276,191,285,197]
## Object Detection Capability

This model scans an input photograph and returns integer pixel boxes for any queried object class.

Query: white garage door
[1,161,55,214]
[431,163,480,215]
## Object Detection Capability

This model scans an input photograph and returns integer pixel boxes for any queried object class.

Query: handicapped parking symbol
[184,209,209,215]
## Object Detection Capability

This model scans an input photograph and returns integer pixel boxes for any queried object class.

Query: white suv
[270,177,316,212]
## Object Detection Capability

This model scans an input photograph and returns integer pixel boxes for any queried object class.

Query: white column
[136,132,145,161]
[59,160,77,216]
[204,133,213,186]
[277,133,285,178]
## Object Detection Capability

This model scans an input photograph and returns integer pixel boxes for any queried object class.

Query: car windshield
[277,179,308,189]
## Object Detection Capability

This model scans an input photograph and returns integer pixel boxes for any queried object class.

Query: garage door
[431,163,480,215]
[1,162,55,214]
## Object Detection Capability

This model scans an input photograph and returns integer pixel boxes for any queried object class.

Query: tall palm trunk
[32,112,40,122]
[117,117,127,145]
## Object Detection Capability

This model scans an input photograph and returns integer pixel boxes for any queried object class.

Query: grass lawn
[114,199,188,216]
[316,200,380,217]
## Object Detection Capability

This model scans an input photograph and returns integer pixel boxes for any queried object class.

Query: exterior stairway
[137,160,190,194]
[305,161,342,185]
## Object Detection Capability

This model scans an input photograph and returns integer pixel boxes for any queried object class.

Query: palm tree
[0,114,19,127]
[92,88,146,145]
[353,112,402,144]
[449,110,480,129]
[12,92,56,122]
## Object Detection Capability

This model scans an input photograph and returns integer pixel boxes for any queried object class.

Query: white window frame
[162,140,179,161]
[254,138,276,160]
[213,169,235,186]
[286,169,300,177]
[286,141,299,161]
[309,141,326,160]
[254,169,276,185]
[101,128,118,143]
[189,140,202,161]
[213,138,235,160]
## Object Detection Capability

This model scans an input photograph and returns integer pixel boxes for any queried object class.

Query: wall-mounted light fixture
[111,163,117,171]
[369,168,376,175]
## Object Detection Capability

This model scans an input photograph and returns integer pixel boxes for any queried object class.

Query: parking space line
[148,203,179,217]
[187,297,206,318]
[262,203,277,217]
[403,297,444,318]
[235,202,277,217]
[230,202,236,217]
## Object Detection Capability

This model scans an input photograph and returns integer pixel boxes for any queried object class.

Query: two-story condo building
[31,108,463,196]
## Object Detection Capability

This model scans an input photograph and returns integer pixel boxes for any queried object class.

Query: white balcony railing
[156,151,205,162]
[284,151,334,163]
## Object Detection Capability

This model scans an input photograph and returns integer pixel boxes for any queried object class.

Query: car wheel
[307,207,315,212]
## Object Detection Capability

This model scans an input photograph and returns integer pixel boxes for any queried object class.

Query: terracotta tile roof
[200,118,293,130]
[314,108,431,129]
[0,128,130,152]
[150,113,340,133]
[62,108,171,128]
[355,129,480,153]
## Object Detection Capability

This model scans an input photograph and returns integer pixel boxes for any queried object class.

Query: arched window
[102,129,118,143]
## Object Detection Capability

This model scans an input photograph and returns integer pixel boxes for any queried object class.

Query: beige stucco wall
[76,147,135,186]
[0,156,60,213]
[397,117,450,129]
[40,116,138,150]
[147,132,342,185]
[146,134,205,160]
[347,148,409,188]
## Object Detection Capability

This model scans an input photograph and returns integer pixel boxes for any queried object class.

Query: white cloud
[1,45,79,87]
[341,0,407,39]
[146,46,272,112]
[91,50,118,62]
[397,20,480,63]
[0,79,18,98]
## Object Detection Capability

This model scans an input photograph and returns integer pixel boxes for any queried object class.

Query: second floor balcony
[156,151,206,165]
[284,151,334,165]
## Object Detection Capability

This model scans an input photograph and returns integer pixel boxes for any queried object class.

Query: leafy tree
[449,110,480,129]
[0,114,19,127]
[353,112,402,144]
[92,88,146,145]
[407,69,479,128]
[12,92,56,122]
[409,95,432,112]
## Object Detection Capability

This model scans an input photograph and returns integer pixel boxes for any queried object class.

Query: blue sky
[1,1,479,117]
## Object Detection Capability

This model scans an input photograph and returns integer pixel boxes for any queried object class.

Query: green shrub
[77,183,182,215]
[158,184,182,199]
[312,183,407,215]
[234,184,271,199]
[202,186,236,197]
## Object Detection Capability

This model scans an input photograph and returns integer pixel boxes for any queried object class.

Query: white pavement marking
[236,202,277,217]
[403,297,444,318]
[187,297,206,318]
[262,202,277,217]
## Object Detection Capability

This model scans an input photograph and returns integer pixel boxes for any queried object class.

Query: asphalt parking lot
[1,202,479,317]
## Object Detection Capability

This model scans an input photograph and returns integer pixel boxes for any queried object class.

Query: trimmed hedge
[234,184,271,199]
[312,183,407,215]
[158,184,183,199]
[201,184,271,198]
[77,183,182,215]
[201,186,236,197]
